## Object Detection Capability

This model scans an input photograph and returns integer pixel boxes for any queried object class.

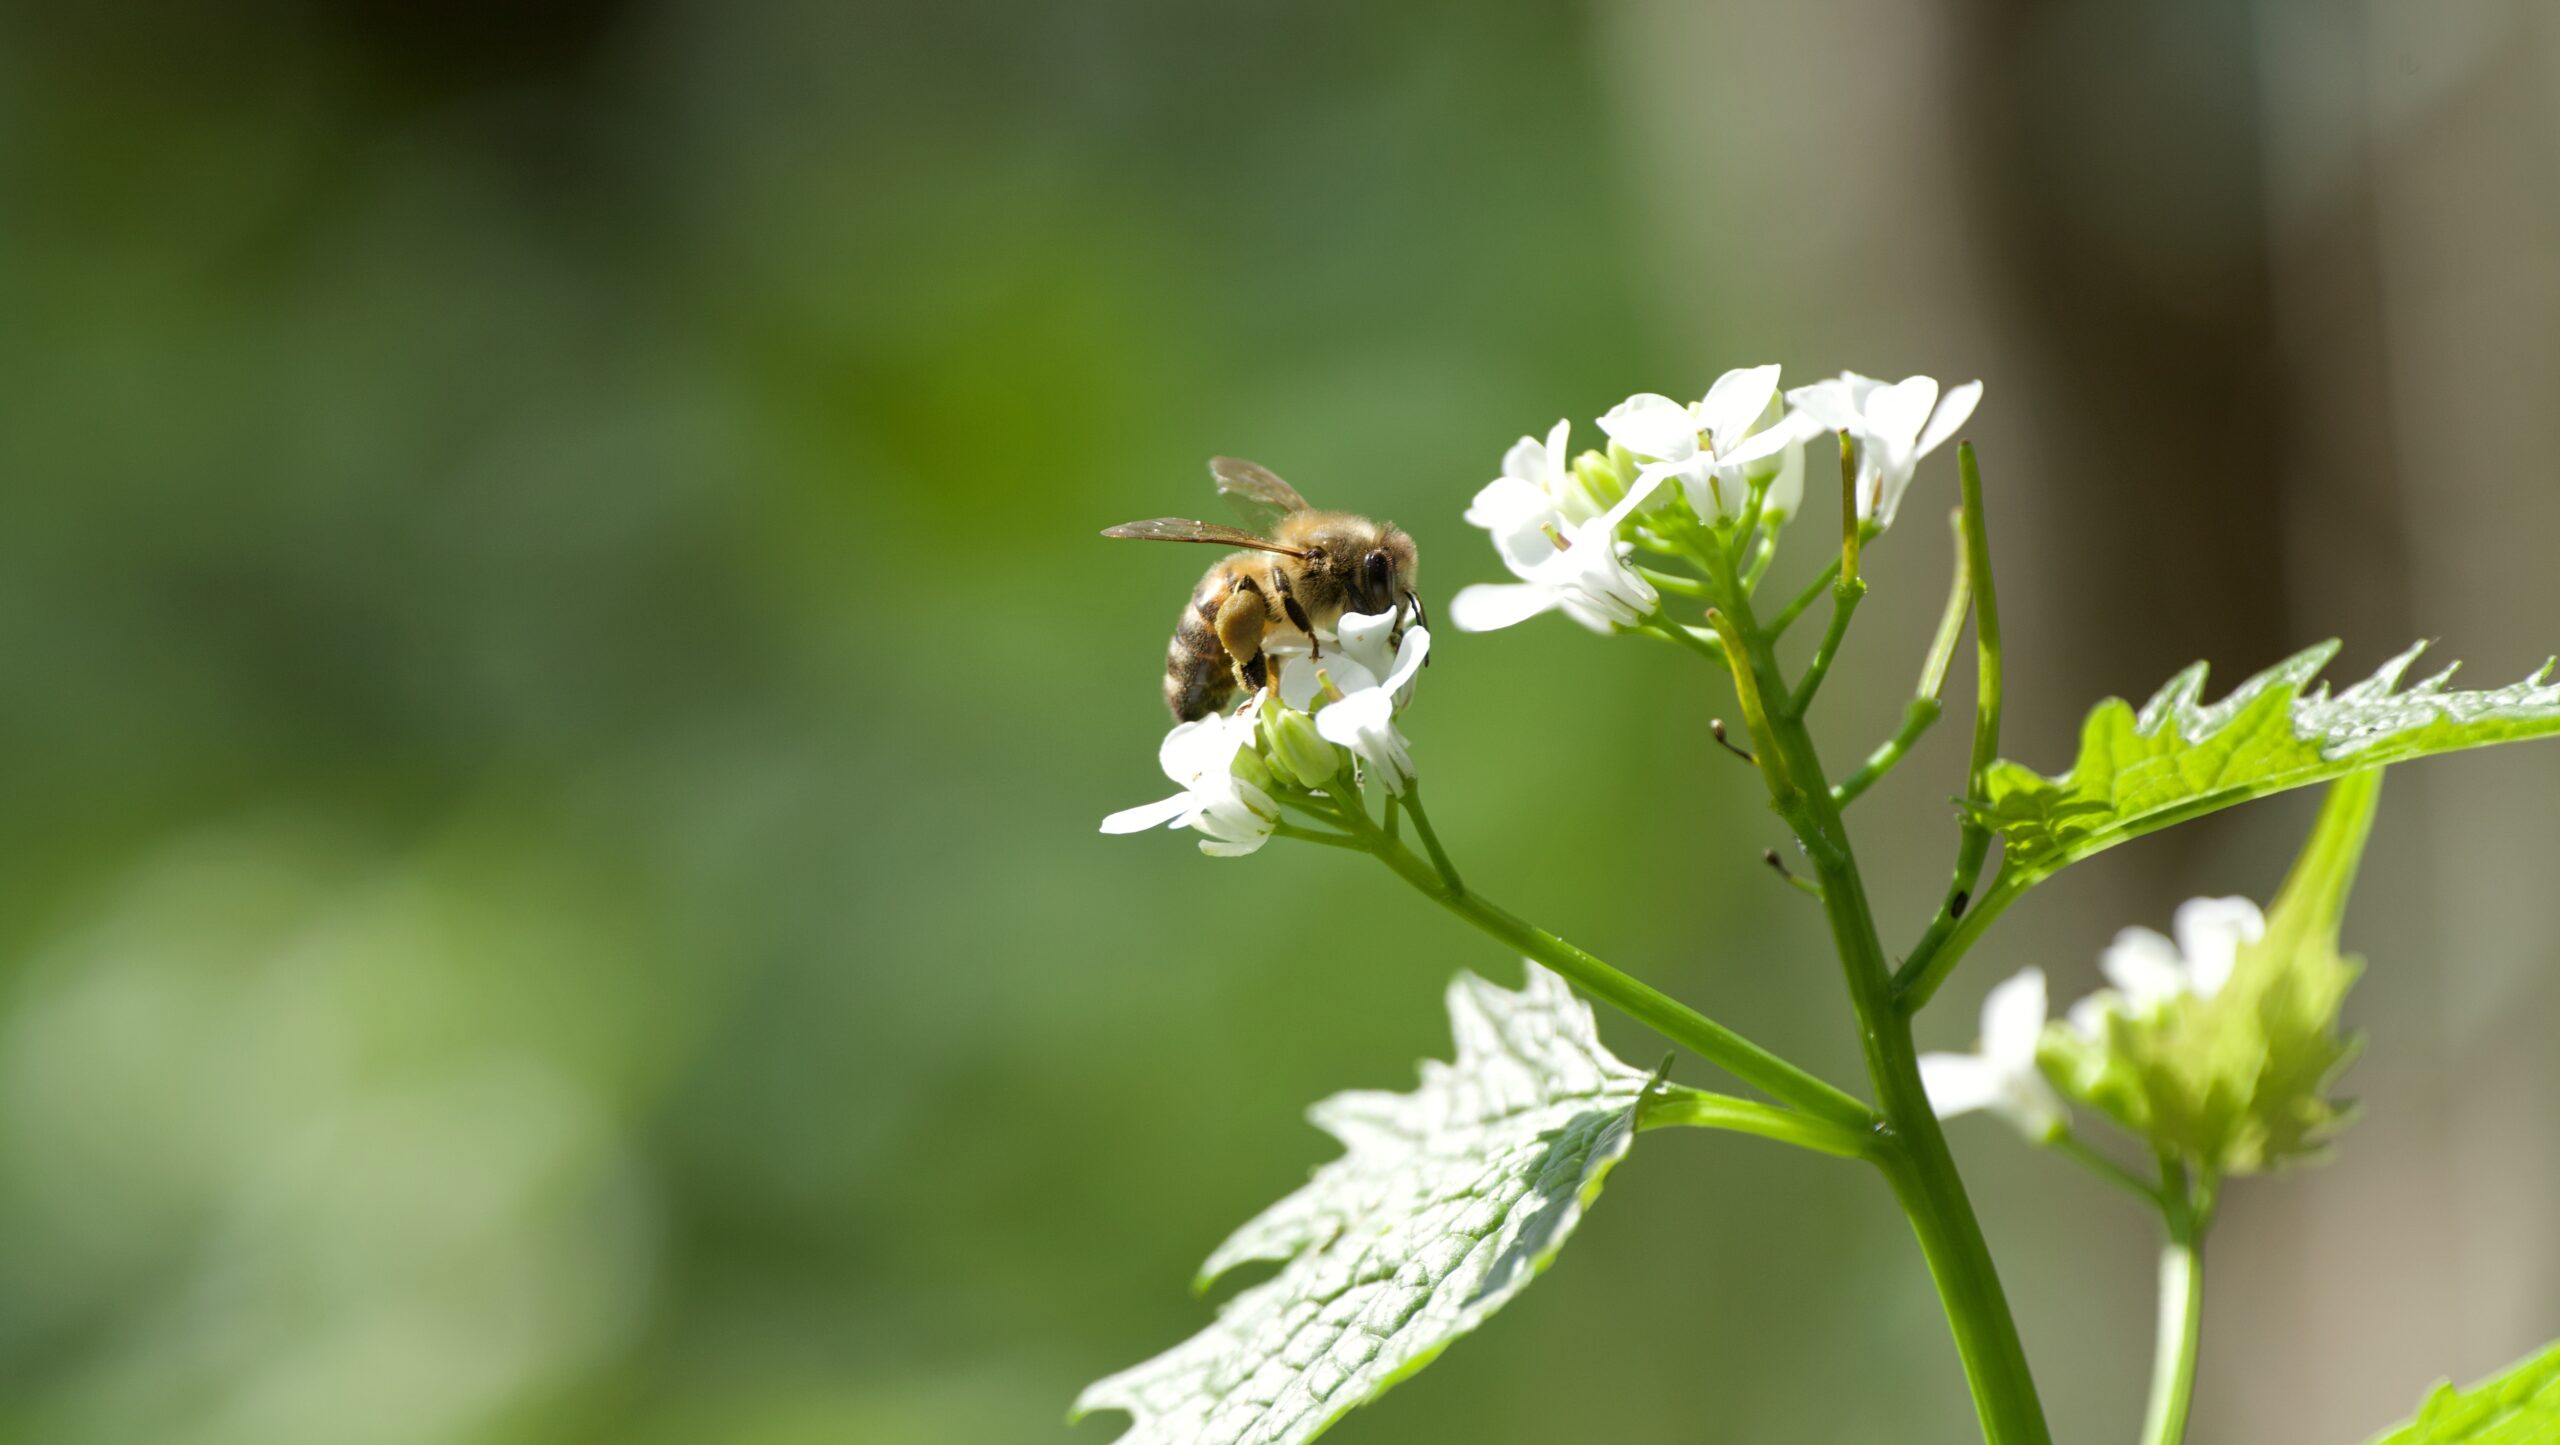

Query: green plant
[1084,369,2560,1445]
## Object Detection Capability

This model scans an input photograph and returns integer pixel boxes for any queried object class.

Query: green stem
[1897,444,2008,1013]
[1897,869,2030,1011]
[1716,586,2051,1445]
[1833,698,1943,808]
[1640,1086,1880,1161]
[1766,557,1840,638]
[1399,784,1462,895]
[1739,531,1780,595]
[1636,564,1711,598]
[2140,1168,2214,1445]
[1645,616,1729,665]
[1272,820,1364,850]
[1322,790,1876,1134]
[2053,1129,2167,1208]
[1789,577,1867,717]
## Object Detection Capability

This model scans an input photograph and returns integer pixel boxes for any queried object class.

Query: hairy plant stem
[1708,542,2051,1444]
[1317,787,1876,1135]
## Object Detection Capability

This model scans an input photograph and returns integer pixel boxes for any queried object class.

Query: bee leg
[1214,581,1273,700]
[1267,570,1319,660]
[1280,594,1320,659]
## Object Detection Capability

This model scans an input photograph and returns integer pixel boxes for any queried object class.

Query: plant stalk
[2140,1171,2213,1445]
[1717,578,2052,1445]
[1323,792,1876,1134]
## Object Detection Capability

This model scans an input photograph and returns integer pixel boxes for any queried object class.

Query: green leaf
[1075,964,1654,1445]
[2366,1336,2560,1444]
[2040,771,2378,1174]
[1979,641,2560,880]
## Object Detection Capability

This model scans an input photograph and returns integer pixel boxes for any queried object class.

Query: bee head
[1353,526,1419,616]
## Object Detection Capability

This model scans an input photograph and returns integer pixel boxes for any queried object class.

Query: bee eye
[1363,550,1392,598]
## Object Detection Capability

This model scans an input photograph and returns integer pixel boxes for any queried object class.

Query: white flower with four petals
[1785,371,1983,531]
[1098,709,1280,857]
[1596,364,1813,525]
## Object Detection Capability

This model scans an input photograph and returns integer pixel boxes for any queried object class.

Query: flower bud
[2037,773,2378,1176]
[1569,449,1627,514]
[1228,738,1279,799]
[1262,702,1344,790]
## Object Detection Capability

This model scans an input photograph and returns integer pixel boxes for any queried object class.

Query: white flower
[1099,710,1279,857]
[1272,612,1432,795]
[1919,967,2067,1143]
[2071,897,2267,1032]
[1595,365,1812,524]
[1785,371,1982,530]
[1449,468,1666,634]
[1475,418,1608,529]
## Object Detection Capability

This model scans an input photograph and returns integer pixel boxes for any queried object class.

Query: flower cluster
[1103,361,1982,856]
[1917,900,2265,1145]
[1450,367,1980,635]
[1101,610,1430,857]
[1922,892,2360,1176]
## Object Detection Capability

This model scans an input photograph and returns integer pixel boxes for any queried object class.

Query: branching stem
[1640,1086,1881,1161]
[1709,546,2051,1444]
[1313,787,1876,1134]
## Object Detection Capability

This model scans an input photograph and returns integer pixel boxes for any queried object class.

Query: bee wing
[1209,456,1314,529]
[1100,517,1310,555]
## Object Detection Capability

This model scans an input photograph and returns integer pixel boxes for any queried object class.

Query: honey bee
[1104,457,1422,721]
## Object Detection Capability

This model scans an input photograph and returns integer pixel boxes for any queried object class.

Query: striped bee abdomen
[1165,587,1232,721]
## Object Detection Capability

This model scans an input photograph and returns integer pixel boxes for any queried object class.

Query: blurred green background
[2,2,2555,1442]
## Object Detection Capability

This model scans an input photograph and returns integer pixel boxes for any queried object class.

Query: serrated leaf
[1075,964,1653,1445]
[1979,641,2560,880]
[2365,1336,2560,1444]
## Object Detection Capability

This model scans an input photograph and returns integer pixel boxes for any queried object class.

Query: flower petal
[1448,582,1558,632]
[1100,794,1195,834]
[1597,393,1700,461]
[1464,475,1556,532]
[1916,379,1983,460]
[1919,1054,2005,1119]
[2100,926,2190,1010]
[2171,896,2265,1000]
[1381,625,1430,696]
[1866,376,1940,453]
[1759,432,1806,519]
[1698,364,1782,450]
[1980,967,2050,1068]
[1784,376,1863,434]
[2066,994,2117,1041]
[1499,435,1547,489]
